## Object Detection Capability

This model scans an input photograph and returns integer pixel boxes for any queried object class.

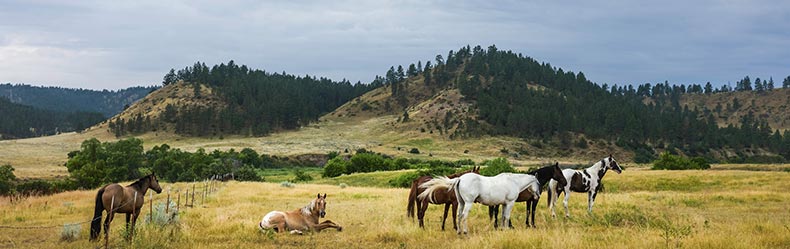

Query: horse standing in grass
[407,166,480,231]
[259,193,343,234]
[90,173,163,241]
[547,155,623,218]
[419,173,540,234]
[488,162,567,228]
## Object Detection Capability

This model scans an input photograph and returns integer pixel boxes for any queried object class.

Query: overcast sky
[1,0,788,90]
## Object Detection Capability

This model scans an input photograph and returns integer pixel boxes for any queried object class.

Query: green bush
[388,166,460,188]
[60,223,81,241]
[235,165,262,181]
[347,153,389,173]
[322,158,349,178]
[652,152,710,170]
[291,169,313,182]
[16,180,54,195]
[0,164,16,195]
[480,158,516,176]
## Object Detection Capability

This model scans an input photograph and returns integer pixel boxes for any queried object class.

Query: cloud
[0,0,788,90]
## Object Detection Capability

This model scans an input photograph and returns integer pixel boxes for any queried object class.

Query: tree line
[111,61,376,137]
[0,83,156,117]
[380,45,789,162]
[0,97,106,139]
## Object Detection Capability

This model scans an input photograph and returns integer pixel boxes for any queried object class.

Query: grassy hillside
[678,88,790,131]
[1,169,789,248]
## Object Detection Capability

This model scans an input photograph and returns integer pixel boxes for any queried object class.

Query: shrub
[291,169,313,182]
[339,183,348,189]
[280,181,295,188]
[0,164,16,195]
[480,158,516,176]
[652,152,710,170]
[60,223,80,241]
[145,202,178,225]
[322,158,349,178]
[235,166,262,181]
[633,148,657,163]
[347,153,388,173]
[16,180,54,195]
[388,166,459,188]
[408,148,420,154]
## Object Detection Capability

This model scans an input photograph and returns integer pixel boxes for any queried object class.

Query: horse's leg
[459,202,472,235]
[451,201,458,231]
[530,199,538,228]
[441,203,450,231]
[130,209,141,240]
[525,200,531,227]
[588,191,597,214]
[417,198,427,228]
[125,213,132,240]
[502,202,515,230]
[548,182,557,218]
[490,205,499,228]
[563,189,571,218]
[104,211,114,243]
[313,220,343,232]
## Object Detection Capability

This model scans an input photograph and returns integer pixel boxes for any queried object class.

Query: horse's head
[315,193,327,218]
[149,173,163,193]
[605,155,623,174]
[472,166,480,174]
[551,162,567,187]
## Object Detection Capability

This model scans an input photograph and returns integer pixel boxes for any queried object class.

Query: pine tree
[704,82,713,94]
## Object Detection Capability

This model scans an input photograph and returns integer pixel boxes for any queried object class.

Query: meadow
[1,168,789,249]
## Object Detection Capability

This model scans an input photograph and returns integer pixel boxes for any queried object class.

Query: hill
[678,88,790,131]
[0,83,156,117]
[0,97,105,139]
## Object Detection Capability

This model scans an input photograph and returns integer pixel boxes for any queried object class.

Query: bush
[322,158,349,178]
[16,180,54,195]
[291,169,313,182]
[347,153,389,173]
[60,223,81,241]
[235,166,262,181]
[480,158,516,176]
[145,202,179,225]
[280,181,295,188]
[652,152,710,170]
[0,164,16,195]
[388,166,459,188]
[408,148,420,154]
[633,148,657,163]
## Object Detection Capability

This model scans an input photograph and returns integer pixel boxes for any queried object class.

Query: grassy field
[1,169,789,248]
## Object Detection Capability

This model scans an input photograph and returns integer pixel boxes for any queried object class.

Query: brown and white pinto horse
[90,173,163,241]
[547,155,623,218]
[259,193,342,234]
[407,166,480,230]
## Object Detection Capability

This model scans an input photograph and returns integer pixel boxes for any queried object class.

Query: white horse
[547,155,623,218]
[418,172,540,234]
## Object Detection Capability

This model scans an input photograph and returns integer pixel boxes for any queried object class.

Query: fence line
[0,178,226,231]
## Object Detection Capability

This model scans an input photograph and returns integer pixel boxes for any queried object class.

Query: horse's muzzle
[319,211,326,218]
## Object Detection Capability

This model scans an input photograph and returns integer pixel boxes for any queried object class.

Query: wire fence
[0,177,225,232]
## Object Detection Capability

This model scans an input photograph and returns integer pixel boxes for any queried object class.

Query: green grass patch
[311,170,412,188]
[403,138,435,150]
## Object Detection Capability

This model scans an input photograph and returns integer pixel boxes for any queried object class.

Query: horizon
[1,1,789,91]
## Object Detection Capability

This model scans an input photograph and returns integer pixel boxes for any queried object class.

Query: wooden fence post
[149,192,153,223]
[165,188,171,214]
[177,190,181,212]
[191,184,196,207]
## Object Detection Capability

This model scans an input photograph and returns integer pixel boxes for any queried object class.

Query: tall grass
[0,170,789,248]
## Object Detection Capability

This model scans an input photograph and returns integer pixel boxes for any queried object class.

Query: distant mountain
[0,83,157,117]
[0,97,105,139]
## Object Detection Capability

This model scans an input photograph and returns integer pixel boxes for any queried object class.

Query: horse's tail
[407,179,419,218]
[417,176,457,204]
[89,186,106,241]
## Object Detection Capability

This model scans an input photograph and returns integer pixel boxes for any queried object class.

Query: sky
[1,0,788,90]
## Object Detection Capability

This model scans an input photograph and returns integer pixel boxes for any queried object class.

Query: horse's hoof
[338,227,343,232]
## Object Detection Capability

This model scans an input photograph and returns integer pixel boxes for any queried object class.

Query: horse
[419,172,540,234]
[547,155,623,218]
[259,193,343,235]
[488,162,567,228]
[407,166,480,231]
[90,173,163,241]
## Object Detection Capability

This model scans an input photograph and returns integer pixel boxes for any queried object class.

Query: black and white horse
[547,155,622,217]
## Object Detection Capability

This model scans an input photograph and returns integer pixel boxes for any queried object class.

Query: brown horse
[407,166,480,230]
[259,193,342,234]
[89,173,162,241]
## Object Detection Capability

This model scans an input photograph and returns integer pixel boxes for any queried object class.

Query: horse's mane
[301,199,316,216]
[126,174,152,189]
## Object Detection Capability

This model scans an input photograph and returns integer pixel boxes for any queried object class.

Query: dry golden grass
[2,169,789,248]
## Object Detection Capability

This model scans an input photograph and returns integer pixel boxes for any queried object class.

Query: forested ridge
[109,61,377,137]
[0,97,106,139]
[380,45,790,162]
[0,83,156,117]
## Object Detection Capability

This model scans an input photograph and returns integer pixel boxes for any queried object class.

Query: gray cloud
[1,0,788,90]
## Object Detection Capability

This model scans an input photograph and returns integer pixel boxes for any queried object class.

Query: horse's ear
[317,193,321,199]
[323,193,327,199]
